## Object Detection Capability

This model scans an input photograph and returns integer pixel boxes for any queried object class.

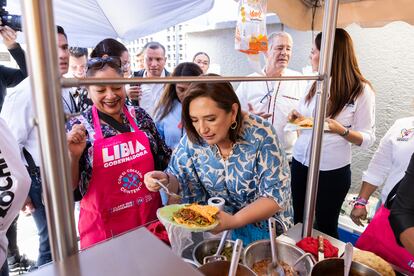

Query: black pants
[0,259,8,276]
[6,216,19,262]
[291,158,351,238]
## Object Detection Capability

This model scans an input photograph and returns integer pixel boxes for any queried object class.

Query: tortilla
[353,250,395,276]
[172,204,219,227]
[292,117,313,127]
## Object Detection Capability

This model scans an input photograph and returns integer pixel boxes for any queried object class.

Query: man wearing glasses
[236,32,307,162]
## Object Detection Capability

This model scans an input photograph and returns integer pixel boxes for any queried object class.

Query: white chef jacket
[362,116,414,203]
[0,118,31,264]
[0,78,41,166]
[139,70,167,118]
[293,83,376,170]
[236,69,307,160]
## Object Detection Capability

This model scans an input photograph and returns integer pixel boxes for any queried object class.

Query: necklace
[216,143,234,161]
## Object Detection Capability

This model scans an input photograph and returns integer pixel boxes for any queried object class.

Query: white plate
[284,122,330,132]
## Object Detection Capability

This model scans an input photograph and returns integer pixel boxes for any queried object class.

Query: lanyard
[97,110,131,134]
[264,81,281,125]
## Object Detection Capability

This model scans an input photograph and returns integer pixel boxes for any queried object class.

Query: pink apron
[79,106,161,249]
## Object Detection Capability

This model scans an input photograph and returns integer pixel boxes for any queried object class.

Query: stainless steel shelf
[28,227,202,276]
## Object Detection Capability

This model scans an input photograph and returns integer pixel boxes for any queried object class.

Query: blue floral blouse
[66,105,172,196]
[166,114,294,229]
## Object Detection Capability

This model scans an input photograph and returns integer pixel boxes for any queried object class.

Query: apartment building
[125,24,186,72]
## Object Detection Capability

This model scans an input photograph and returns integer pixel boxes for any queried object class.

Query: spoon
[154,179,181,199]
[344,242,353,276]
[203,230,230,264]
[268,217,285,276]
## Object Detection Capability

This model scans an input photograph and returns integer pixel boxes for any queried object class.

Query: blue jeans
[28,167,52,267]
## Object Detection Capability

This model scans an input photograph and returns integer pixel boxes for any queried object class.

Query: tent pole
[302,0,339,238]
[21,0,78,261]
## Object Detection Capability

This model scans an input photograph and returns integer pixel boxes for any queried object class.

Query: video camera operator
[0,20,26,111]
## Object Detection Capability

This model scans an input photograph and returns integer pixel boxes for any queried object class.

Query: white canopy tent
[8,0,214,47]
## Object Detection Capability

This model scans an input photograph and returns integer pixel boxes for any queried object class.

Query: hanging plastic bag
[235,0,268,55]
[164,221,194,256]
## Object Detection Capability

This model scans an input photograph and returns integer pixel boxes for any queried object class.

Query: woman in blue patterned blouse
[144,78,293,245]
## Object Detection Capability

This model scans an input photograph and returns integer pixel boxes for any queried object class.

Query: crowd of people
[0,23,413,276]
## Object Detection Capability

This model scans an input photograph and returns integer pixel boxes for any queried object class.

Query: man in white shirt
[0,26,69,269]
[236,32,307,161]
[126,42,169,117]
[64,47,91,113]
[0,118,31,275]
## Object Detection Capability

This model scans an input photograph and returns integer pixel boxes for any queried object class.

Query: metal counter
[277,223,346,256]
[28,227,202,276]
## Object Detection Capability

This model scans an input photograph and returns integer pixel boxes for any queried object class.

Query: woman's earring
[230,121,237,130]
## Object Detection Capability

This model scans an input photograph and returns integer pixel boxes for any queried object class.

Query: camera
[0,0,22,32]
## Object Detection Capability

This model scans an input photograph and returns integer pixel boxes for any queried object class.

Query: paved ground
[8,214,39,275]
[16,214,39,262]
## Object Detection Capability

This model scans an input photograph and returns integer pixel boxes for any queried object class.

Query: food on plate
[172,204,219,227]
[252,259,298,276]
[353,249,395,276]
[290,117,313,128]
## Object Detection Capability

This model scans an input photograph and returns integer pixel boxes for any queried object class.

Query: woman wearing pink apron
[66,55,171,249]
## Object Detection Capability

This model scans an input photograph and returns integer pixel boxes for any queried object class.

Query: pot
[182,258,199,269]
[192,239,236,266]
[311,258,381,276]
[243,239,313,276]
[197,260,257,276]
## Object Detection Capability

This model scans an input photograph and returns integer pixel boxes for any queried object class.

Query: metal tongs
[268,217,285,276]
[318,235,325,262]
[154,179,181,199]
[203,230,230,264]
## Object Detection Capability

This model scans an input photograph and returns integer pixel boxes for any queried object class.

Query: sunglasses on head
[87,56,122,71]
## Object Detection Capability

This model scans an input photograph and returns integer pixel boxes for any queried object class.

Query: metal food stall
[19,0,414,274]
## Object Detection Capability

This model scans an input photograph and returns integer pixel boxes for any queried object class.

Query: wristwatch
[340,128,350,137]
